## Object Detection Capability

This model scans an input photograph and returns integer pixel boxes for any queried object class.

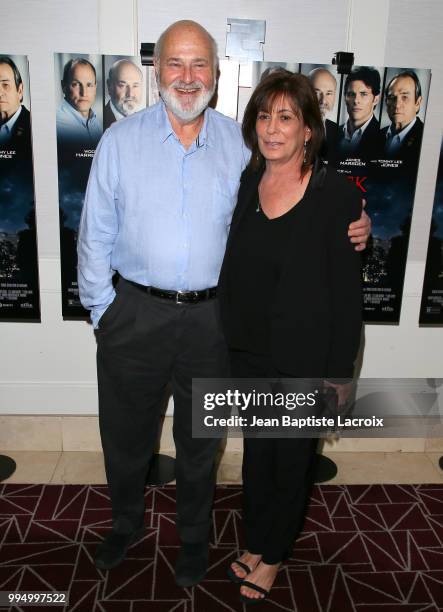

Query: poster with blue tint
[420,136,443,324]
[243,62,431,322]
[0,54,40,321]
[331,65,430,323]
[55,54,145,318]
[55,54,240,319]
[299,64,430,323]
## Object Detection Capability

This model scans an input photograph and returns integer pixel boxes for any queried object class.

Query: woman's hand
[348,199,371,251]
[324,380,353,407]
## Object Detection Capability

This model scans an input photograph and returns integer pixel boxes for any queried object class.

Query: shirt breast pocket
[213,177,239,225]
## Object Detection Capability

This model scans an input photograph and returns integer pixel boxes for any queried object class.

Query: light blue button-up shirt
[56,99,102,146]
[0,105,22,144]
[77,100,250,327]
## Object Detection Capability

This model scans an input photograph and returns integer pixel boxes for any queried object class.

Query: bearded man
[77,20,370,588]
[104,59,143,129]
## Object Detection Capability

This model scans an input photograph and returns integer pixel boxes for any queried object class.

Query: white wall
[361,0,443,377]
[0,0,138,414]
[0,0,442,415]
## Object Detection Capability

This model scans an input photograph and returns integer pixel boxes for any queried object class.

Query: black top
[227,192,306,355]
[218,159,363,379]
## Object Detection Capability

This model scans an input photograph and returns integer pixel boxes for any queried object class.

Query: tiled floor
[0,450,442,485]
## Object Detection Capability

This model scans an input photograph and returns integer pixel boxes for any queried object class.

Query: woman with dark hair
[218,72,363,603]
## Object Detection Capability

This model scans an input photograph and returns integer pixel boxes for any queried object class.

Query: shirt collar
[0,105,22,132]
[344,114,374,140]
[386,117,417,143]
[62,98,96,126]
[198,107,209,146]
[156,98,210,147]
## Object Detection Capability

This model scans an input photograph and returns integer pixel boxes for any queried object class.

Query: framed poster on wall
[0,54,40,321]
[420,135,443,324]
[240,62,431,323]
[54,54,145,318]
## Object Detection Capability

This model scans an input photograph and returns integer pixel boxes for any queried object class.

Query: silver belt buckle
[176,290,186,304]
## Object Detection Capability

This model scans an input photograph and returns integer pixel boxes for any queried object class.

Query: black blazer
[103,101,117,130]
[338,115,384,161]
[7,105,31,154]
[320,118,339,163]
[381,117,424,169]
[218,159,362,378]
[325,118,339,148]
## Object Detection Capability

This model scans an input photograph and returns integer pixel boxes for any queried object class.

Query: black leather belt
[128,281,217,303]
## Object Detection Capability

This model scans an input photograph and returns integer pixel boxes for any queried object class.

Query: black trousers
[95,278,229,542]
[229,350,318,565]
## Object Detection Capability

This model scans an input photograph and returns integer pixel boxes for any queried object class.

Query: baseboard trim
[0,415,438,455]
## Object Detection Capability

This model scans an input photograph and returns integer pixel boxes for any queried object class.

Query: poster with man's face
[332,66,430,323]
[301,63,339,122]
[55,52,242,318]
[301,63,340,162]
[103,56,146,130]
[335,65,384,164]
[237,60,430,323]
[0,54,40,321]
[53,50,431,324]
[55,53,146,317]
[420,135,443,325]
[54,53,103,151]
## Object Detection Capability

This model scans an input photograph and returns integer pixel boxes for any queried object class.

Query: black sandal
[227,559,252,583]
[239,580,270,605]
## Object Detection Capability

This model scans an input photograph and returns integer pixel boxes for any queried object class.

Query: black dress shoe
[175,542,209,587]
[94,526,145,570]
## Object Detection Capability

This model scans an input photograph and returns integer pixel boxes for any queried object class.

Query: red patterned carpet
[0,483,442,611]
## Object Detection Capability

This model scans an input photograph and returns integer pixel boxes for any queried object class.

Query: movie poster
[0,54,40,321]
[242,62,431,323]
[420,136,443,324]
[332,65,430,323]
[55,54,145,317]
[55,55,240,319]
[56,54,429,323]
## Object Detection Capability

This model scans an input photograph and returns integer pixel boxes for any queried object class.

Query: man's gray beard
[158,80,215,122]
[115,99,139,117]
[319,107,329,121]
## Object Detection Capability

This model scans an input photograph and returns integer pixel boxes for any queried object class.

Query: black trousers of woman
[230,350,318,565]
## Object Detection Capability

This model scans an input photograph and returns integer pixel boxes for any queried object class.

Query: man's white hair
[108,58,142,83]
[308,67,337,86]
